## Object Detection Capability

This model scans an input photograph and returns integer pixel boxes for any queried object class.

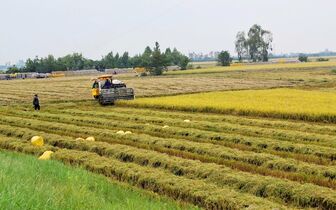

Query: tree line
[7,25,274,73]
[7,42,189,76]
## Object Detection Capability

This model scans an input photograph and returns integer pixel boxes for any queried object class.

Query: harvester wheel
[98,96,105,105]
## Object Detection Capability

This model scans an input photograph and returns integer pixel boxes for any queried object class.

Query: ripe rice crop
[120,88,336,123]
[166,61,336,75]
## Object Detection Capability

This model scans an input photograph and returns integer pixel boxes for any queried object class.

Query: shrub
[139,72,148,77]
[218,51,232,66]
[187,64,194,69]
[317,58,329,62]
[298,55,308,62]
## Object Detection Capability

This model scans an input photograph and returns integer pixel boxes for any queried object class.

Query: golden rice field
[168,61,336,75]
[120,88,336,123]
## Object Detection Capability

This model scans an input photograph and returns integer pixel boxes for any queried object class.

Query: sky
[0,0,335,63]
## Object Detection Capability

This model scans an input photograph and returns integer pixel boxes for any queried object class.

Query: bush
[196,65,202,69]
[298,55,308,62]
[331,69,336,74]
[140,72,148,77]
[316,58,329,62]
[187,64,194,70]
[218,51,232,66]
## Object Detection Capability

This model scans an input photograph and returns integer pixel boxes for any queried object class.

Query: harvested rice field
[0,74,292,105]
[1,101,336,209]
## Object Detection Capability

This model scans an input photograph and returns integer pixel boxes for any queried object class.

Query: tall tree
[120,52,130,68]
[164,48,173,65]
[260,31,273,62]
[246,24,273,62]
[247,24,263,62]
[102,52,116,68]
[235,31,247,62]
[114,53,120,67]
[150,42,166,75]
[141,46,152,70]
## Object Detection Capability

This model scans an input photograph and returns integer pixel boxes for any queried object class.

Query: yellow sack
[76,137,85,141]
[124,131,132,135]
[31,136,44,146]
[184,119,191,123]
[162,125,169,129]
[116,130,125,135]
[38,151,54,160]
[86,136,95,141]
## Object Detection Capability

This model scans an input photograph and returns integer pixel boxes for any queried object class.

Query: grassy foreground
[119,88,336,122]
[0,151,196,210]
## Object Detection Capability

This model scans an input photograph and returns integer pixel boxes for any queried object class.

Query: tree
[179,56,190,70]
[120,52,130,68]
[102,52,116,68]
[164,48,173,65]
[43,55,57,73]
[24,58,38,72]
[298,54,308,62]
[236,24,273,62]
[165,47,190,70]
[114,53,121,67]
[171,48,181,65]
[235,31,247,62]
[217,51,232,66]
[141,46,152,70]
[59,53,86,70]
[130,54,142,67]
[260,31,273,62]
[6,65,20,74]
[247,25,261,61]
[150,42,166,75]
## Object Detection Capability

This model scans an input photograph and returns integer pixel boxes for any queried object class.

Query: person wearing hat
[33,94,40,111]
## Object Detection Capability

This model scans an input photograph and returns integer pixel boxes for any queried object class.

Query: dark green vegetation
[298,54,308,62]
[235,24,273,62]
[217,51,232,66]
[0,151,195,210]
[6,42,189,74]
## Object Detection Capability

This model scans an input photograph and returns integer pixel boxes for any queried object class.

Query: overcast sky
[0,0,335,63]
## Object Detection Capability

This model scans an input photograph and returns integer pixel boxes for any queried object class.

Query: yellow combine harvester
[91,75,134,105]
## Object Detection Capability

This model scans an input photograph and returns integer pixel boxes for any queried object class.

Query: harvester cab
[91,75,134,105]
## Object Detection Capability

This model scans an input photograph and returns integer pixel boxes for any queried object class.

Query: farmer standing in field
[33,94,40,111]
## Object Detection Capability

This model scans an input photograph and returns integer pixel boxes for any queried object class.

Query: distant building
[189,51,221,61]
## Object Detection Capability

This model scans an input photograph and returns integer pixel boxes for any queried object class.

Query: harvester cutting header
[91,75,134,105]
